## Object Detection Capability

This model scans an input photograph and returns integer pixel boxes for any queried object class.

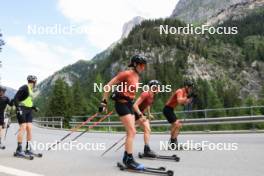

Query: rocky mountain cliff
[121,16,145,38]
[205,0,264,25]
[170,0,261,24]
[35,1,264,115]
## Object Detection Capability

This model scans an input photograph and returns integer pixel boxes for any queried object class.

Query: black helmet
[0,86,6,92]
[27,75,37,83]
[184,80,194,87]
[128,54,147,67]
[148,80,161,87]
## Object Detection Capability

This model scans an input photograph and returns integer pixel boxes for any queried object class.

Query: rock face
[170,0,250,24]
[121,16,145,39]
[35,2,264,104]
[205,0,264,25]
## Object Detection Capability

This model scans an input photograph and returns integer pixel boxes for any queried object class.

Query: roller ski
[117,162,174,176]
[119,152,172,175]
[0,145,5,150]
[25,149,43,158]
[168,144,202,151]
[138,152,180,162]
[167,138,202,151]
[14,151,34,160]
[139,145,179,162]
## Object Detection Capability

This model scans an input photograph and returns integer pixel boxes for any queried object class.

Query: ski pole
[113,124,140,152]
[4,126,9,140]
[4,118,10,140]
[101,135,126,156]
[115,141,125,152]
[70,111,113,142]
[14,129,19,135]
[48,112,98,151]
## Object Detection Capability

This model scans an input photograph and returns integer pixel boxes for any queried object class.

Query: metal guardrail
[33,117,64,129]
[69,115,264,127]
[33,106,264,131]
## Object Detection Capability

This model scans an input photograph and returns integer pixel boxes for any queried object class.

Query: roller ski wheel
[14,152,34,160]
[117,162,173,175]
[25,150,43,158]
[167,170,174,176]
[138,152,180,162]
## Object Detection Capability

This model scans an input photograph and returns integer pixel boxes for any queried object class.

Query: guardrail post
[251,106,256,130]
[52,117,54,128]
[60,118,62,129]
[204,109,208,131]
[108,116,111,132]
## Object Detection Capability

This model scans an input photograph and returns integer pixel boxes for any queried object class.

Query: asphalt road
[0,125,263,176]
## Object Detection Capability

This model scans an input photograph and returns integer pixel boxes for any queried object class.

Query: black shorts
[0,115,4,126]
[163,106,177,124]
[17,107,33,124]
[115,101,134,117]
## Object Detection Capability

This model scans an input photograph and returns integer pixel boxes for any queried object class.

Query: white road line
[0,165,44,176]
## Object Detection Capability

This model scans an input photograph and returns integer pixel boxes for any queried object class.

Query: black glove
[98,99,107,113]
[32,106,40,112]
[187,91,198,99]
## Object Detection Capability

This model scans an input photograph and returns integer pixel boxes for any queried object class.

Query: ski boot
[123,152,144,170]
[14,145,34,160]
[143,145,157,158]
[168,138,180,150]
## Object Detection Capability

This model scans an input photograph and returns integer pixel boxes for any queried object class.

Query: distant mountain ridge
[35,16,145,97]
[170,0,257,24]
[121,16,145,39]
[4,86,16,99]
[34,1,264,116]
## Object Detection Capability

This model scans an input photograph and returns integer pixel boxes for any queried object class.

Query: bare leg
[120,114,136,154]
[171,120,182,139]
[137,119,151,145]
[26,123,32,150]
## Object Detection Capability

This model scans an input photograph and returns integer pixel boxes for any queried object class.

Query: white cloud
[1,0,179,88]
[57,0,178,49]
[4,36,88,87]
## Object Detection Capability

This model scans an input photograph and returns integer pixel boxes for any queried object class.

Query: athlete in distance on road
[133,80,161,158]
[99,54,147,170]
[163,80,194,149]
[13,75,40,156]
[0,86,13,149]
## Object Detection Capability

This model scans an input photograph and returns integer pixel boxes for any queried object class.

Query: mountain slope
[4,86,16,99]
[206,0,264,25]
[170,0,261,24]
[35,16,145,97]
[121,16,145,38]
[35,5,264,116]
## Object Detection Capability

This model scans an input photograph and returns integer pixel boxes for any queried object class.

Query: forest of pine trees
[34,9,264,131]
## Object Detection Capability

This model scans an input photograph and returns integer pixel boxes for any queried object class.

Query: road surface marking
[0,165,44,176]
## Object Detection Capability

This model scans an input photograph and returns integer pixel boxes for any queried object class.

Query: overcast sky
[0,0,178,89]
